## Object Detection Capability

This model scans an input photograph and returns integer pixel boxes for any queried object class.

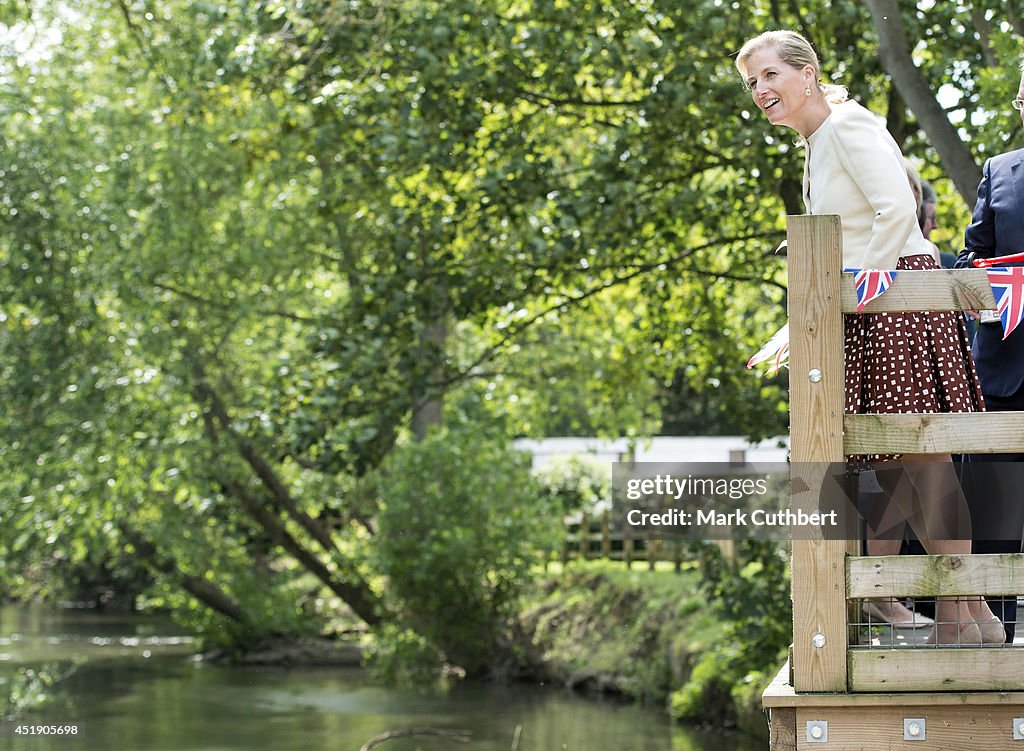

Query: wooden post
[580,511,590,560]
[601,509,611,559]
[787,215,854,693]
[768,707,797,751]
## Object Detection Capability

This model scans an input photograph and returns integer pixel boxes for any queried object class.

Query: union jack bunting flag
[986,266,1024,340]
[844,268,898,313]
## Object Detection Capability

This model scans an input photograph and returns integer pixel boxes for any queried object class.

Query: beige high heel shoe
[862,598,935,629]
[979,617,1007,645]
[925,621,982,646]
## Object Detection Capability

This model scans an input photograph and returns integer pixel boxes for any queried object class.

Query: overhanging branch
[436,230,782,387]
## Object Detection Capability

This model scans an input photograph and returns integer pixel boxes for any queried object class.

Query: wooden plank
[768,707,797,751]
[844,412,1024,455]
[787,215,852,693]
[788,214,846,467]
[764,660,796,708]
[840,268,995,313]
[849,648,1024,692]
[848,553,1024,598]
[764,661,1024,707]
[796,705,1024,750]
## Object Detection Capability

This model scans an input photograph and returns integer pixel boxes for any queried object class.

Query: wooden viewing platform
[765,214,1024,750]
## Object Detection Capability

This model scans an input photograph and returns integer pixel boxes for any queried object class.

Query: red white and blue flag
[845,268,897,313]
[986,266,1024,340]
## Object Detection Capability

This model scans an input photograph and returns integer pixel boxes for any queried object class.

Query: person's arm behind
[955,158,995,321]
[955,158,996,268]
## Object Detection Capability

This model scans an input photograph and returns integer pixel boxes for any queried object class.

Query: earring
[805,86,812,96]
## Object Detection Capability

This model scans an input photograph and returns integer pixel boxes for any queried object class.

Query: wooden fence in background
[560,510,736,571]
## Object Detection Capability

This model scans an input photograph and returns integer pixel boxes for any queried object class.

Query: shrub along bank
[520,544,790,741]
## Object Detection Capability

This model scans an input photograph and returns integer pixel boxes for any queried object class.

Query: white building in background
[513,435,789,470]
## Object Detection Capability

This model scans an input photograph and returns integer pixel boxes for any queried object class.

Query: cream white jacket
[802,100,935,269]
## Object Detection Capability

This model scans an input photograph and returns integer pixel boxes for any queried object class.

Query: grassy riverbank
[520,555,788,742]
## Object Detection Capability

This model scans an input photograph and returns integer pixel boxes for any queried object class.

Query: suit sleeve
[957,158,996,268]
[828,105,919,269]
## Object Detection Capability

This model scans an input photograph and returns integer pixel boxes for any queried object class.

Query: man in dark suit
[952,68,1024,642]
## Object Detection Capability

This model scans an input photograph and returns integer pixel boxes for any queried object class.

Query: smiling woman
[734,29,999,646]
[734,31,934,269]
[738,30,847,137]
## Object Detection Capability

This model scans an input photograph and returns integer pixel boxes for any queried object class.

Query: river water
[0,606,763,751]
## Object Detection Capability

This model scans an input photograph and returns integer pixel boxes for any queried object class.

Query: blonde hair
[736,30,848,104]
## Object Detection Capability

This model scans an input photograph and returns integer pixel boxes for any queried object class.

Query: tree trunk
[189,360,386,627]
[119,525,250,624]
[411,317,447,441]
[193,363,344,556]
[1010,3,1024,38]
[861,0,982,207]
[969,6,998,68]
[222,480,385,626]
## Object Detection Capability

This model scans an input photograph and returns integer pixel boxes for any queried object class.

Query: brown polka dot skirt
[844,254,985,460]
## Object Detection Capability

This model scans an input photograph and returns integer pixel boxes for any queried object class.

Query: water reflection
[0,606,762,751]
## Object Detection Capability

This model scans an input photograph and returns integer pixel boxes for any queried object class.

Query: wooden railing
[786,214,1024,694]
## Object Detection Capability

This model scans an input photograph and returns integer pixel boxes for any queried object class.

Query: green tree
[1,0,1018,661]
[371,425,557,676]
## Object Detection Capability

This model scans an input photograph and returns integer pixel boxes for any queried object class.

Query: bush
[669,645,742,726]
[365,624,447,685]
[669,540,789,735]
[372,424,559,676]
[533,454,612,514]
[1,664,73,720]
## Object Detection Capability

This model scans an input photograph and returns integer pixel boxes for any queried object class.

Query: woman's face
[743,46,814,132]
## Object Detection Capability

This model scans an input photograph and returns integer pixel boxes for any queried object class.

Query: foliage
[523,558,781,735]
[522,564,716,703]
[0,664,74,720]
[136,564,323,651]
[533,454,612,514]
[0,0,1019,663]
[670,541,789,730]
[364,624,447,685]
[371,425,559,676]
